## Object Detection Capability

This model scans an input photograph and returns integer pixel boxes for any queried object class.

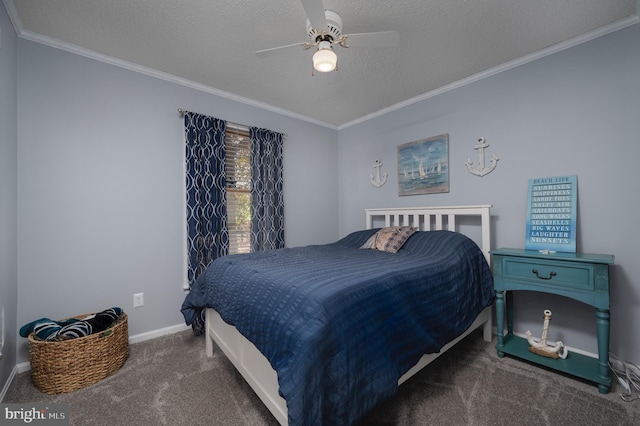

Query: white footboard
[206,309,288,425]
[398,305,492,384]
[206,305,492,426]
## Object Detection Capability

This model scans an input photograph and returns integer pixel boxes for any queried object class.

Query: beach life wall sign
[525,175,578,253]
[398,134,450,196]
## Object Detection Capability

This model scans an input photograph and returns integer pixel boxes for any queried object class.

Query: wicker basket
[28,312,129,394]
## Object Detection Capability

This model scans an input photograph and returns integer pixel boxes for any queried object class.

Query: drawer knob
[532,269,557,280]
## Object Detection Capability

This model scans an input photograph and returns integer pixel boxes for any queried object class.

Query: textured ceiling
[7,0,638,128]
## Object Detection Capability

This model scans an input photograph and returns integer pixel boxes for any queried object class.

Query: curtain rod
[178,108,249,133]
[178,108,287,137]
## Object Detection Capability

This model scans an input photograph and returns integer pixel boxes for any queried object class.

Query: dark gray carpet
[4,329,639,425]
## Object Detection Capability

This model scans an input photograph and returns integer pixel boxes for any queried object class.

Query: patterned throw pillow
[360,226,418,253]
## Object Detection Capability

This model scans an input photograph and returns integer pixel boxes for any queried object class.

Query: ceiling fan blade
[255,42,308,59]
[300,0,328,33]
[339,31,400,49]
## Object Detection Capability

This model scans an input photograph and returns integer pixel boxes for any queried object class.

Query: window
[184,111,285,292]
[225,126,251,254]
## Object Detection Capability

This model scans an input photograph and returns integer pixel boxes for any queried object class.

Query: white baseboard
[511,330,598,359]
[0,365,19,403]
[3,324,599,402]
[491,326,599,359]
[128,322,190,344]
[15,361,30,374]
[1,322,191,400]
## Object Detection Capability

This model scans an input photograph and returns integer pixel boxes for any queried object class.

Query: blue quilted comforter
[182,229,494,425]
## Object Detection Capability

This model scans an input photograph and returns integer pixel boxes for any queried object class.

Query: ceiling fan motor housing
[306,10,343,42]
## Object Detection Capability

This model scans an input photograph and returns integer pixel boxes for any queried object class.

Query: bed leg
[483,314,492,342]
[205,309,214,357]
[206,333,214,357]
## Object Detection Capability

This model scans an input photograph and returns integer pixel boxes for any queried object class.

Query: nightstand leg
[506,291,514,336]
[496,291,505,357]
[596,308,611,394]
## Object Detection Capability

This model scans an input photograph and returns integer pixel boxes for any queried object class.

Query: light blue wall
[15,40,338,364]
[0,3,18,396]
[5,10,640,378]
[338,24,640,364]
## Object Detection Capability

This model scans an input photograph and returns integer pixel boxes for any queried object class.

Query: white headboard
[365,205,492,265]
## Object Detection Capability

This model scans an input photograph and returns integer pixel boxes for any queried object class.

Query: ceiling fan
[255,0,400,74]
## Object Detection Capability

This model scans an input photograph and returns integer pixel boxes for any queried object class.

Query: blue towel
[20,307,123,341]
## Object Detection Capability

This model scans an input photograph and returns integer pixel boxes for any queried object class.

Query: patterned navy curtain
[184,112,228,287]
[250,127,285,252]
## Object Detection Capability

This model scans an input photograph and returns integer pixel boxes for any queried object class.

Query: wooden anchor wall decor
[369,159,388,188]
[466,137,499,177]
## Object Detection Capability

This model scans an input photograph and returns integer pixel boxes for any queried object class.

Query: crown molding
[3,0,336,130]
[4,1,637,131]
[338,14,640,130]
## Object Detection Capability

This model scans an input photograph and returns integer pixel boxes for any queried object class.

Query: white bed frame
[205,205,493,425]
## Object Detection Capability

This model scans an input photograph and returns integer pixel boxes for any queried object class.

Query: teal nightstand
[491,248,615,393]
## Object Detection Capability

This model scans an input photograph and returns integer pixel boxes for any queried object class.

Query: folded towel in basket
[20,307,123,341]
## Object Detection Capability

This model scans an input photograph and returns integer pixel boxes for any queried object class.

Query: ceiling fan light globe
[312,48,337,73]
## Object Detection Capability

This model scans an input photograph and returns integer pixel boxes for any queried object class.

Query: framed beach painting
[398,134,449,196]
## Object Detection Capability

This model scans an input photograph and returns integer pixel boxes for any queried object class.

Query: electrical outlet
[133,293,144,308]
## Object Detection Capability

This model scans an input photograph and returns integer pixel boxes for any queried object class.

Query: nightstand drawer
[502,258,593,290]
